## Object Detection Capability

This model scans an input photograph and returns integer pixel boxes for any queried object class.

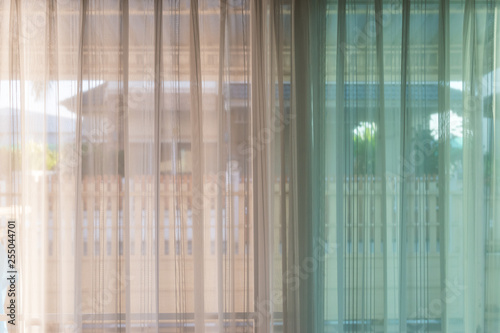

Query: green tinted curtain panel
[284,0,500,332]
[0,0,499,332]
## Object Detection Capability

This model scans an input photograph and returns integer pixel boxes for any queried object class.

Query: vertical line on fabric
[399,0,410,331]
[217,0,227,330]
[374,0,388,331]
[335,0,346,332]
[153,0,163,330]
[189,0,206,331]
[119,0,131,331]
[74,0,88,331]
[437,0,450,331]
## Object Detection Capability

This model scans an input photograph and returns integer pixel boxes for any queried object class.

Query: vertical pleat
[292,0,316,332]
[335,0,346,331]
[153,0,162,331]
[120,0,131,331]
[309,0,327,331]
[216,1,227,331]
[74,1,88,331]
[374,1,389,331]
[251,0,271,332]
[463,0,486,331]
[484,3,500,333]
[438,0,451,331]
[271,0,288,331]
[189,0,206,332]
[399,1,410,331]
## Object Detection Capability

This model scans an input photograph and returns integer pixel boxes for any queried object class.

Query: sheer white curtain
[0,0,260,332]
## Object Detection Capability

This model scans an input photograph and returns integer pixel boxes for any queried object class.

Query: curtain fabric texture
[0,0,499,332]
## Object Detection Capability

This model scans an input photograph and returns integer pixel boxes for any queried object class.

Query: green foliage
[353,122,377,175]
[352,125,459,177]
[411,129,439,176]
[28,143,59,170]
[0,143,58,171]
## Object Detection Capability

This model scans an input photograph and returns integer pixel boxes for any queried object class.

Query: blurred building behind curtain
[0,0,499,332]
